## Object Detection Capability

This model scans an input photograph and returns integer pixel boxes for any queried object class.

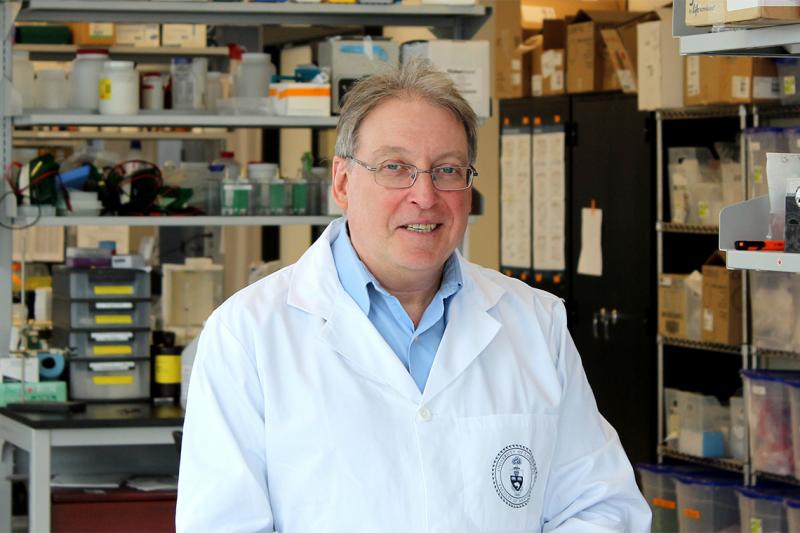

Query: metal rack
[659,446,745,474]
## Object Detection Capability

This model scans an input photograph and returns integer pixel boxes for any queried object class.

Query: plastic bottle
[180,333,200,409]
[213,150,241,181]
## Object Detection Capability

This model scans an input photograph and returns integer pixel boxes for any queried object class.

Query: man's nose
[408,171,438,209]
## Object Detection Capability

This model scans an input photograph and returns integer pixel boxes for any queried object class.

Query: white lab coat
[176,218,651,533]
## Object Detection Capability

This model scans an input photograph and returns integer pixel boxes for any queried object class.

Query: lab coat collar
[288,218,506,405]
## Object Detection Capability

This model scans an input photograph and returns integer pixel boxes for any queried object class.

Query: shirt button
[417,407,432,422]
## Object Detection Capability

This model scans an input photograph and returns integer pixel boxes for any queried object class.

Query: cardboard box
[629,0,672,9]
[115,24,160,48]
[494,0,524,99]
[566,10,645,94]
[521,0,625,29]
[162,24,207,48]
[684,56,778,106]
[637,7,684,110]
[0,357,39,383]
[319,37,399,113]
[659,272,702,340]
[686,0,800,26]
[401,40,491,118]
[69,23,115,46]
[525,19,567,96]
[702,251,743,345]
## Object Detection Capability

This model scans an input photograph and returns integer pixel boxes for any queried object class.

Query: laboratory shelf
[658,222,719,235]
[13,44,229,57]
[13,113,340,129]
[659,446,745,473]
[17,1,490,36]
[726,250,800,272]
[660,336,743,355]
[13,129,230,141]
[754,471,800,486]
[10,215,337,227]
[657,106,745,121]
[755,348,800,361]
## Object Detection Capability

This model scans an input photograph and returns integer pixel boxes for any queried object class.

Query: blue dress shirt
[330,226,463,392]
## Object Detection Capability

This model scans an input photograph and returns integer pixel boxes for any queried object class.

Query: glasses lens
[432,166,471,191]
[375,162,415,189]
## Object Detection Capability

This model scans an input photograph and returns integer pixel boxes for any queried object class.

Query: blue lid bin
[742,370,800,477]
[637,464,705,533]
[674,474,740,533]
[737,487,788,533]
[786,497,800,532]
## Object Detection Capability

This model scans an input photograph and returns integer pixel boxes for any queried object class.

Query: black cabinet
[499,93,656,465]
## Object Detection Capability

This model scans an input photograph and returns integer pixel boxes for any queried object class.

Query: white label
[90,331,134,342]
[728,0,800,11]
[703,309,714,331]
[754,76,781,99]
[89,361,135,372]
[512,72,522,86]
[785,75,797,96]
[752,384,767,395]
[542,55,555,77]
[751,141,762,151]
[660,276,673,287]
[521,5,557,25]
[618,70,636,93]
[447,68,479,98]
[687,56,701,97]
[88,23,113,39]
[95,302,134,310]
[511,59,521,71]
[550,71,564,91]
[532,75,543,96]
[732,75,750,99]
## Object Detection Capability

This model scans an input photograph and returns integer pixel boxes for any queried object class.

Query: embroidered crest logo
[492,444,537,508]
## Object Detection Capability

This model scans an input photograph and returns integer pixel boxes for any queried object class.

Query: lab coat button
[417,407,432,422]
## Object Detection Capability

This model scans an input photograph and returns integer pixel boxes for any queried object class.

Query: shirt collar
[330,223,463,314]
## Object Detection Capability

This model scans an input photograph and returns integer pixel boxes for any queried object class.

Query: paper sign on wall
[577,207,603,277]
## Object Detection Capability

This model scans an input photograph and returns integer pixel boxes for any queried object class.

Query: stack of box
[52,266,152,402]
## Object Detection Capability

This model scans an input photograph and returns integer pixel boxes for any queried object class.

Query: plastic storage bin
[786,497,800,532]
[677,390,728,457]
[68,357,150,401]
[55,330,149,359]
[674,474,740,533]
[53,299,150,329]
[777,58,800,105]
[743,370,800,476]
[745,127,788,199]
[53,267,150,300]
[637,464,702,533]
[737,487,788,533]
[788,380,800,477]
[750,271,800,353]
[729,396,746,461]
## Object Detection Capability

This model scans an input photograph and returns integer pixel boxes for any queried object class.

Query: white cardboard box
[162,24,207,48]
[0,357,39,383]
[400,40,491,118]
[637,8,683,111]
[269,83,331,116]
[115,24,160,48]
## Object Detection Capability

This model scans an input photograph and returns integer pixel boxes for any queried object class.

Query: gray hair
[334,57,478,165]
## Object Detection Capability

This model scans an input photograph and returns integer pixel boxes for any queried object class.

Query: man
[176,59,650,532]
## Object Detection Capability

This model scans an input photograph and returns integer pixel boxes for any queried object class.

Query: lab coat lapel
[421,259,504,403]
[288,218,421,404]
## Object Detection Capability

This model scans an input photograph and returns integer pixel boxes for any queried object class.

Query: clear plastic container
[637,464,691,533]
[786,127,800,154]
[674,474,740,533]
[750,271,800,352]
[743,370,800,477]
[268,178,290,215]
[677,390,728,457]
[777,58,800,105]
[35,69,69,110]
[52,267,151,300]
[786,497,800,532]
[69,357,150,401]
[249,163,278,215]
[54,299,150,330]
[745,127,788,200]
[736,487,788,533]
[728,396,746,461]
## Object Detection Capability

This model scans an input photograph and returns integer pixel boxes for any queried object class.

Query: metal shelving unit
[659,446,745,473]
[14,113,340,128]
[14,43,229,57]
[661,336,743,355]
[658,222,719,235]
[11,215,336,227]
[754,471,800,486]
[13,129,230,141]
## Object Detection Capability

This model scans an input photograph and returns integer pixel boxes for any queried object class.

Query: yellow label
[785,76,797,96]
[155,355,181,384]
[93,375,134,385]
[750,517,763,533]
[92,345,133,356]
[99,78,112,101]
[94,285,133,295]
[95,315,133,325]
[754,167,763,184]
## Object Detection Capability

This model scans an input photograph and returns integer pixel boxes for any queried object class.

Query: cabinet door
[568,93,656,465]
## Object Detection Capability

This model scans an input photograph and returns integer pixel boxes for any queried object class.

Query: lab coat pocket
[456,412,557,533]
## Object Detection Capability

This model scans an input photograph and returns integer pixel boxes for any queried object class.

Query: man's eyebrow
[371,147,468,162]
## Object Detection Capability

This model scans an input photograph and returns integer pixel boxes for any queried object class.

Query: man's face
[332,97,472,287]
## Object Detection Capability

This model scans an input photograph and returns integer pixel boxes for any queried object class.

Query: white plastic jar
[98,61,139,115]
[35,69,69,110]
[12,50,35,109]
[141,72,164,110]
[236,53,271,98]
[70,48,110,111]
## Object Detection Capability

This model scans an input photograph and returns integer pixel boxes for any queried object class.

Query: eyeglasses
[347,156,477,192]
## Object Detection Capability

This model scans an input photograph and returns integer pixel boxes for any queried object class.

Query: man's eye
[385,163,401,171]
[436,166,461,175]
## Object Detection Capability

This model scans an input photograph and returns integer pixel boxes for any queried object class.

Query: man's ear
[331,156,350,211]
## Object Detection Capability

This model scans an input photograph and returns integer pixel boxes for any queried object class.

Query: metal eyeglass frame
[347,156,477,191]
